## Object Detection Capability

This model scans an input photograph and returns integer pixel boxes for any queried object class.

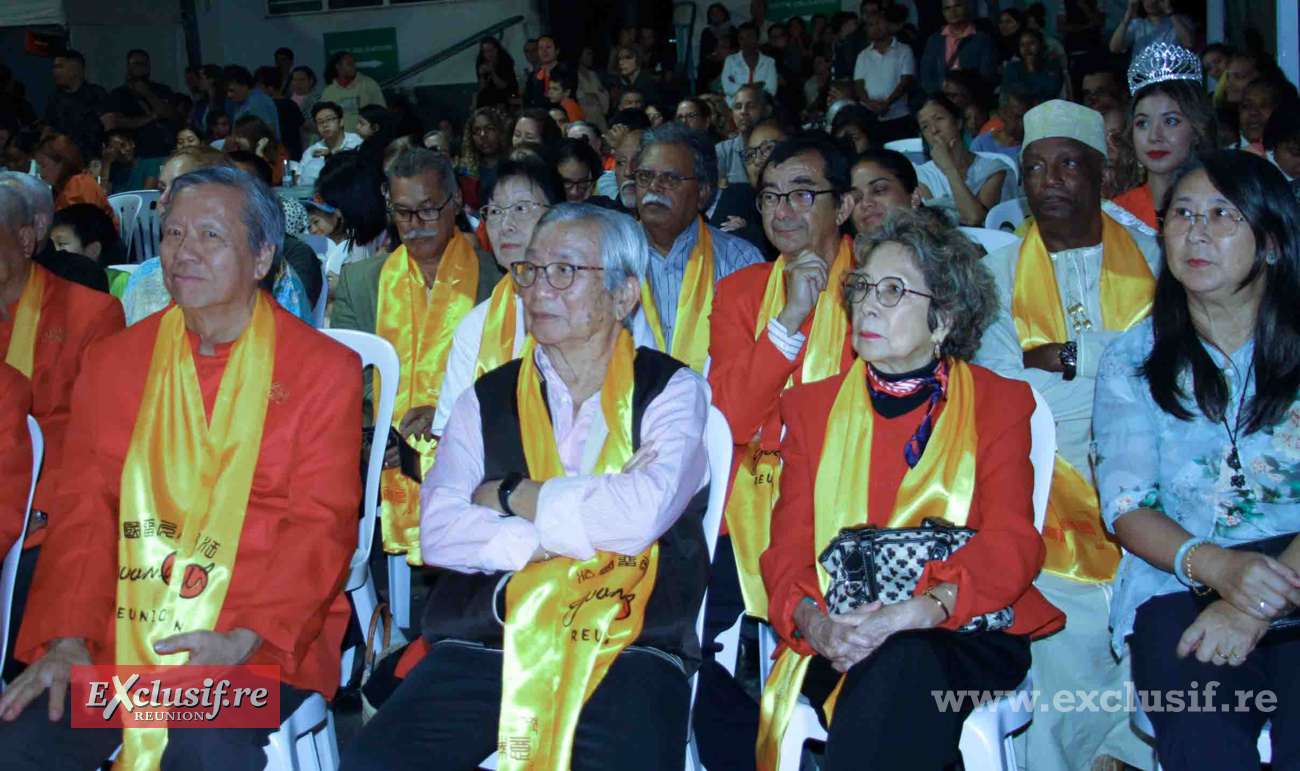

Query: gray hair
[166,166,286,259]
[567,121,599,141]
[854,210,998,361]
[634,122,719,201]
[0,172,54,241]
[387,145,456,199]
[532,202,649,327]
[0,187,31,231]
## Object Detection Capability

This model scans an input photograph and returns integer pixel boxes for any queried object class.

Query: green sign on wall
[324,27,400,83]
[765,0,842,22]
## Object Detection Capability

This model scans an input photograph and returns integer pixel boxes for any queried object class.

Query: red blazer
[0,263,125,545]
[0,363,32,555]
[707,262,855,530]
[761,364,1065,657]
[18,302,363,699]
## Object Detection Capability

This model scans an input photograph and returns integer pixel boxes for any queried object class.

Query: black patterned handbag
[818,516,1015,633]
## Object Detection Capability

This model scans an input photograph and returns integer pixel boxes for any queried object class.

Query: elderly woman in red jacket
[759,211,1065,770]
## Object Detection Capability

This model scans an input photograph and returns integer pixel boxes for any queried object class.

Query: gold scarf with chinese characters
[3,262,45,377]
[496,331,658,770]
[756,357,979,770]
[375,241,479,565]
[1011,215,1153,583]
[640,217,714,374]
[114,294,275,770]
[725,237,854,620]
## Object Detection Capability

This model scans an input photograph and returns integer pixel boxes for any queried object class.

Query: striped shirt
[646,218,764,348]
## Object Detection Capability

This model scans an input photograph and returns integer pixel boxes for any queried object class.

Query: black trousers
[0,684,311,771]
[692,536,759,771]
[802,629,1031,771]
[1129,591,1300,770]
[2,545,39,683]
[341,639,690,771]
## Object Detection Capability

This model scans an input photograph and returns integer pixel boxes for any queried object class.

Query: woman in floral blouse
[1095,150,1300,769]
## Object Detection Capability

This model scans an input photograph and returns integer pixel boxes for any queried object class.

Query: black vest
[420,347,710,674]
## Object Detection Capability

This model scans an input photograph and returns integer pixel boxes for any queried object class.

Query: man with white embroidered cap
[974,100,1161,771]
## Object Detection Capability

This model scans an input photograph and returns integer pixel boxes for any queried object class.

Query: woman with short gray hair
[759,210,1064,769]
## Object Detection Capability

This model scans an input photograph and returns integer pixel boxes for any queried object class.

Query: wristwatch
[1058,341,1078,382]
[497,471,525,517]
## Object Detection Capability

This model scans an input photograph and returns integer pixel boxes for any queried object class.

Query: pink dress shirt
[419,345,711,574]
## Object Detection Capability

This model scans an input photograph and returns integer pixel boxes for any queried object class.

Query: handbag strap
[365,601,393,673]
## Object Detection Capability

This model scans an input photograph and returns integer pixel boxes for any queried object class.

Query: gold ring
[1229,652,1245,661]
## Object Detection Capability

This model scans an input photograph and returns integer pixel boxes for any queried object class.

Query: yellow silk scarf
[3,262,45,378]
[725,237,854,620]
[497,331,658,770]
[474,275,519,381]
[114,295,276,771]
[640,217,714,373]
[375,240,479,565]
[756,358,979,771]
[1011,214,1153,583]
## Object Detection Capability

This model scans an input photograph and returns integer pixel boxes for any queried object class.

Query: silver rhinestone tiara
[1128,43,1203,93]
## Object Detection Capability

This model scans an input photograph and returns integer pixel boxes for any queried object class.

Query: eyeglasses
[842,274,933,307]
[388,196,453,223]
[742,140,779,165]
[677,111,701,121]
[756,188,841,213]
[480,200,549,222]
[561,177,593,192]
[510,261,605,289]
[1163,206,1245,239]
[634,169,699,190]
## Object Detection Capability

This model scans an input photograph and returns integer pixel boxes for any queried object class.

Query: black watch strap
[1059,341,1078,382]
[497,471,525,517]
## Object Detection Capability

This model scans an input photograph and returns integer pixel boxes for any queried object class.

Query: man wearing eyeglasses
[697,133,858,767]
[716,84,773,186]
[972,101,1160,771]
[297,101,361,189]
[331,146,500,566]
[633,123,762,376]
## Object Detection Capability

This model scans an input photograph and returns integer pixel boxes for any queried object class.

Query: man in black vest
[343,203,712,771]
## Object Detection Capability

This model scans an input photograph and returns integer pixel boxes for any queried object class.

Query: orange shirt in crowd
[979,116,1003,135]
[561,97,585,122]
[0,362,33,556]
[17,301,363,699]
[1110,182,1158,230]
[0,263,124,547]
[761,365,1067,656]
[55,173,119,230]
[707,261,856,534]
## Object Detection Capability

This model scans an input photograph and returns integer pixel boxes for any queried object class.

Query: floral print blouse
[1095,318,1300,656]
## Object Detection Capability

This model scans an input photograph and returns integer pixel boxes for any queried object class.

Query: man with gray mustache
[633,122,763,375]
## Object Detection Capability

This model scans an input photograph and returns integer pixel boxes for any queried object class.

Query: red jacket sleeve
[708,266,803,445]
[758,382,831,656]
[914,376,1054,634]
[0,365,32,556]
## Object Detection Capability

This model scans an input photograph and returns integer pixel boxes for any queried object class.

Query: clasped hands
[795,594,946,673]
[1176,547,1300,667]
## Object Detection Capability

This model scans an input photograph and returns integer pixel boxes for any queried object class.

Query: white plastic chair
[482,407,732,771]
[960,226,1021,255]
[1131,703,1271,767]
[262,330,403,771]
[884,137,925,154]
[107,193,143,254]
[984,197,1031,233]
[762,387,1056,771]
[0,417,43,692]
[129,190,162,264]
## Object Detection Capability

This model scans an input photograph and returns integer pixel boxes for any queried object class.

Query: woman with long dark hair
[1095,150,1300,769]
[473,37,518,108]
[913,95,1017,226]
[456,107,507,210]
[357,105,399,160]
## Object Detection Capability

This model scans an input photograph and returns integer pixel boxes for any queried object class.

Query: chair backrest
[984,197,1030,232]
[959,226,1020,254]
[884,137,925,154]
[319,330,401,590]
[0,417,44,690]
[107,263,140,276]
[130,190,163,263]
[1027,386,1055,534]
[299,233,330,256]
[687,406,732,716]
[108,193,143,253]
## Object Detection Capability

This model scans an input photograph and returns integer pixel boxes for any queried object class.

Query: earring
[1266,251,1278,266]
[933,340,942,360]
